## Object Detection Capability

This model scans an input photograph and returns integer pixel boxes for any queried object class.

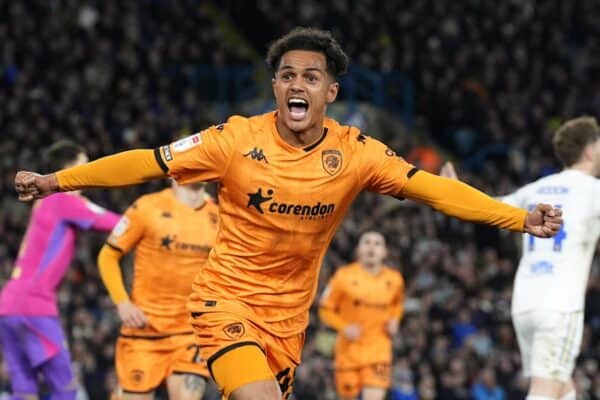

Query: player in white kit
[441,116,600,399]
[502,117,600,400]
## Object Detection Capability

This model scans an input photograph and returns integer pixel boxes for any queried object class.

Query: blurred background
[1,1,599,399]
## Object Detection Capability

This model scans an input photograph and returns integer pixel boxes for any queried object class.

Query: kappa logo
[322,149,342,175]
[223,322,245,339]
[244,147,268,163]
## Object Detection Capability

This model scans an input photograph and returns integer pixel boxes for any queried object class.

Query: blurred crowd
[1,1,599,399]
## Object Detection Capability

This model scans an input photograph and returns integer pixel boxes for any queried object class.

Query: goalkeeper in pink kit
[0,141,120,400]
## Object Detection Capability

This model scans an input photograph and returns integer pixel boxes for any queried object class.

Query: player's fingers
[18,194,33,202]
[541,225,554,237]
[544,222,562,232]
[15,172,35,186]
[545,218,563,227]
[134,311,147,327]
[536,203,553,213]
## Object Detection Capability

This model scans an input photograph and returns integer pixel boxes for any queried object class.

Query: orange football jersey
[157,111,415,337]
[107,188,219,336]
[320,262,404,367]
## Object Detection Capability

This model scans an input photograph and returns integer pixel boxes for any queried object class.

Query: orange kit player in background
[16,28,563,400]
[320,231,404,400]
[97,180,218,400]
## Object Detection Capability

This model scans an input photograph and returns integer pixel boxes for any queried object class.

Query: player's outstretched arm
[402,170,563,238]
[15,149,166,202]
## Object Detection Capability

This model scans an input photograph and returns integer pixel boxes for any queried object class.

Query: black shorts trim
[154,147,169,173]
[206,341,265,379]
[119,331,193,340]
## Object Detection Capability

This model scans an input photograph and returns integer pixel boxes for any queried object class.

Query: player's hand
[117,301,148,328]
[14,171,59,202]
[342,324,361,341]
[440,161,458,180]
[386,319,399,336]
[524,204,563,238]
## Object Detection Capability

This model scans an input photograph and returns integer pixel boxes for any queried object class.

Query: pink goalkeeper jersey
[0,193,119,316]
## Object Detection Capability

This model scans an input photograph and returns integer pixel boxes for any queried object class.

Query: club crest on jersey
[172,133,202,153]
[131,369,144,385]
[223,322,245,339]
[322,149,343,175]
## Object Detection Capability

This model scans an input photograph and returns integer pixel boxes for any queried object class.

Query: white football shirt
[502,170,600,313]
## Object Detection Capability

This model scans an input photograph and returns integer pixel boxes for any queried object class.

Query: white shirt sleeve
[500,186,527,209]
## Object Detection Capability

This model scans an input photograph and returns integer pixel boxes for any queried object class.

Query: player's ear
[580,143,593,163]
[271,76,278,98]
[326,81,339,104]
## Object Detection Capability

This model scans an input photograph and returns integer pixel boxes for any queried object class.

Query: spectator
[471,367,506,400]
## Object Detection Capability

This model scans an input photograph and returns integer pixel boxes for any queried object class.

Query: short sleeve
[106,202,145,253]
[358,136,417,196]
[155,123,235,184]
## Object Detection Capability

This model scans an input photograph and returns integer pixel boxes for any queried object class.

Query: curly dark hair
[266,27,349,79]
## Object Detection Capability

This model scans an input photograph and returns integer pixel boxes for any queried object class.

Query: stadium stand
[1,1,599,399]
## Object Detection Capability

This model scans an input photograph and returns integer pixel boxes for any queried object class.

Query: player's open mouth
[287,98,309,121]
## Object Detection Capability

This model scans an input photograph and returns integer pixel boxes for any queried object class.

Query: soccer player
[97,179,218,400]
[14,28,563,400]
[504,117,599,400]
[319,231,404,400]
[0,140,120,400]
[441,117,599,400]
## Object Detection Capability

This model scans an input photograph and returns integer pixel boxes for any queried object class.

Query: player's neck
[275,118,325,148]
[567,161,593,176]
[361,264,382,275]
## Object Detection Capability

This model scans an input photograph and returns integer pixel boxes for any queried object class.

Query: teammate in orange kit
[16,28,562,400]
[320,231,404,400]
[97,180,218,400]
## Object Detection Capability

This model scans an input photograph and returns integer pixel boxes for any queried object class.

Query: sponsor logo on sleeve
[111,216,130,237]
[172,133,202,153]
[162,145,173,161]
